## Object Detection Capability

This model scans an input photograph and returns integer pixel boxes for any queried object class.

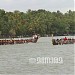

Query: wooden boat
[0,36,38,45]
[52,38,75,45]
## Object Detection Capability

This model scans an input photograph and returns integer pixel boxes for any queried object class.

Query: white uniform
[32,34,37,39]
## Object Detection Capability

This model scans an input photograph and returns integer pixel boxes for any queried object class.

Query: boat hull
[0,38,38,45]
[52,39,75,45]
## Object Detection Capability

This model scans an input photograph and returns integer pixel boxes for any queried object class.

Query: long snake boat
[0,35,39,45]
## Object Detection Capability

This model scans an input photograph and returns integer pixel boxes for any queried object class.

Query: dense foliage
[0,9,75,37]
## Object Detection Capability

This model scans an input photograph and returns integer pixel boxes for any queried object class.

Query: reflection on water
[0,36,74,75]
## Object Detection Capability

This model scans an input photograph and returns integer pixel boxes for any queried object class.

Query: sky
[0,0,74,13]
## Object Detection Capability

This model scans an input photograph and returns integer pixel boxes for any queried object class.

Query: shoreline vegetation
[0,9,75,38]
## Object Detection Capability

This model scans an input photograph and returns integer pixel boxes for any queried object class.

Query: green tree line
[0,9,75,37]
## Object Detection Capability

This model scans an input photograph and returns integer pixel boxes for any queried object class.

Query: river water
[0,36,74,75]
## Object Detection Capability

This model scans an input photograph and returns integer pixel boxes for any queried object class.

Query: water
[0,36,74,75]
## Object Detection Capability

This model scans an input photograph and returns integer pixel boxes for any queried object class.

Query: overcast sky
[0,0,74,13]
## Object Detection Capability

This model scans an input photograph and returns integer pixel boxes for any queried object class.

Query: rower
[32,34,38,43]
[32,34,38,39]
[64,37,67,41]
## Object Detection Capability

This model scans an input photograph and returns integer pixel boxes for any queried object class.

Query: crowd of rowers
[52,37,75,45]
[0,34,39,45]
